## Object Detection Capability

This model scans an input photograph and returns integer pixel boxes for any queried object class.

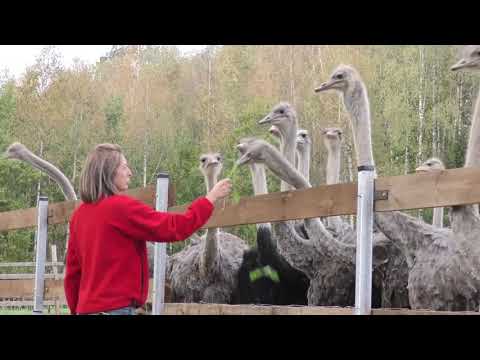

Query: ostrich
[296,129,311,183]
[236,137,389,307]
[235,139,309,305]
[3,142,169,281]
[5,142,77,201]
[168,152,249,303]
[315,64,480,311]
[415,158,446,228]
[320,127,352,236]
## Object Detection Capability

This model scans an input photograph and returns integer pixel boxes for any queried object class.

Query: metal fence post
[33,196,48,315]
[354,166,375,315]
[152,172,169,315]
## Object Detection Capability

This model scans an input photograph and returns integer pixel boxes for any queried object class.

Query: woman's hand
[206,179,232,204]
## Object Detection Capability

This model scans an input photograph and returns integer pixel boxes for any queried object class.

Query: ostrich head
[258,102,298,137]
[314,64,361,94]
[451,45,480,72]
[321,127,342,151]
[415,157,445,173]
[236,138,271,166]
[199,152,223,178]
[269,125,281,139]
[4,142,30,161]
[296,129,312,153]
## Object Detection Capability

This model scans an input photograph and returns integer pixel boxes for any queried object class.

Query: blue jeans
[86,306,137,315]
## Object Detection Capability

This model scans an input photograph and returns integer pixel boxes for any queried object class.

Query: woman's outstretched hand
[206,178,232,204]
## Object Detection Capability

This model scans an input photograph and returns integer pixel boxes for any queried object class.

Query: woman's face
[113,154,132,192]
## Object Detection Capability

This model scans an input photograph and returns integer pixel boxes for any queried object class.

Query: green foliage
[104,95,124,143]
[1,45,479,261]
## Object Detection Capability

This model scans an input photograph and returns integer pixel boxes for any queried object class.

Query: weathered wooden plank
[375,167,480,212]
[169,183,358,229]
[0,184,175,232]
[161,303,354,315]
[0,300,67,308]
[2,167,480,231]
[0,207,38,232]
[0,262,64,267]
[371,308,480,315]
[2,279,479,315]
[0,274,62,280]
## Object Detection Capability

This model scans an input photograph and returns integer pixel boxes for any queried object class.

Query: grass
[0,306,70,315]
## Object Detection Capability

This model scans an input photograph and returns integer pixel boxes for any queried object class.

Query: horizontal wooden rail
[2,167,480,231]
[0,184,175,232]
[0,262,64,268]
[2,279,479,315]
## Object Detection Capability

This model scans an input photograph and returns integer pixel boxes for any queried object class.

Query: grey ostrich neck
[325,142,342,230]
[249,163,269,195]
[326,143,341,186]
[451,85,480,233]
[260,145,355,262]
[341,74,438,264]
[16,147,77,201]
[280,120,298,192]
[343,81,375,168]
[464,86,480,169]
[432,207,444,228]
[249,163,271,232]
[263,150,311,190]
[203,170,219,272]
[297,144,311,184]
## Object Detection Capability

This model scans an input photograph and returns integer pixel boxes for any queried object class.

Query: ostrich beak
[451,58,469,71]
[258,113,273,125]
[208,160,219,167]
[236,154,251,166]
[314,79,340,93]
[415,165,429,173]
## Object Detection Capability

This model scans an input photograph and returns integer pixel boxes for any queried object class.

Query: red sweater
[64,194,214,314]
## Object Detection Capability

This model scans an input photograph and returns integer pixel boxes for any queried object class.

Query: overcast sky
[0,45,207,79]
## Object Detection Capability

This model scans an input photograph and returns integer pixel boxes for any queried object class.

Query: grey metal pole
[33,196,48,315]
[354,166,375,315]
[152,172,169,315]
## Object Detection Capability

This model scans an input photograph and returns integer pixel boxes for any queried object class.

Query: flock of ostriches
[4,46,480,311]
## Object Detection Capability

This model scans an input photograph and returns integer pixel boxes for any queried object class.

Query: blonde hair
[79,143,123,203]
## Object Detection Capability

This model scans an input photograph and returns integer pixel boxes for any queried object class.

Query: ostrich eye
[334,73,344,80]
[217,156,221,161]
[201,158,206,163]
[278,109,285,114]
[301,133,307,138]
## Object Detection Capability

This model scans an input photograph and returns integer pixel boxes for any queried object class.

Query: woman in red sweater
[64,143,231,315]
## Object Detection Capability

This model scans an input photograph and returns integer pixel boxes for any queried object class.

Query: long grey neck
[432,207,444,228]
[326,144,342,230]
[202,171,218,272]
[464,87,480,168]
[452,85,480,225]
[18,149,77,201]
[281,124,298,192]
[326,145,341,185]
[297,146,311,184]
[249,163,268,195]
[264,150,311,190]
[343,81,375,169]
[248,163,272,232]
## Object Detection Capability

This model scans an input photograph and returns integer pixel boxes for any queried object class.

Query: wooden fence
[2,167,480,314]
